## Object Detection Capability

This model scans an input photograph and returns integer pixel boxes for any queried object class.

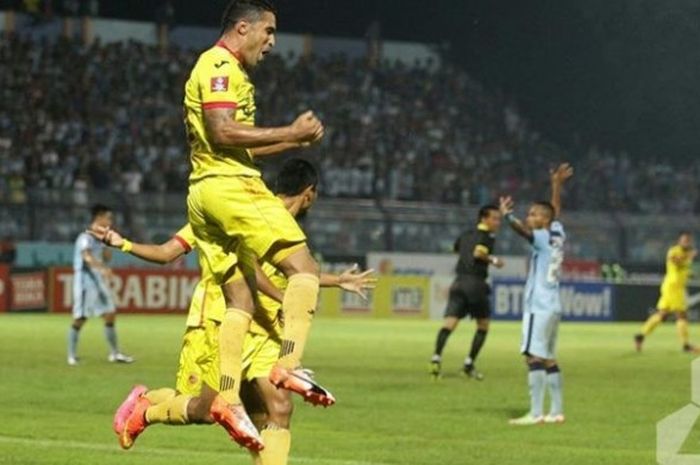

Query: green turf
[0,314,696,465]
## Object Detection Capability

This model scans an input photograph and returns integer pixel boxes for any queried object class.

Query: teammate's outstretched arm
[499,196,534,242]
[90,225,285,303]
[549,163,574,218]
[204,108,324,151]
[319,264,377,300]
[89,225,186,265]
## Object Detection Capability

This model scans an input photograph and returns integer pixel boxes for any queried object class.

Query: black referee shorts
[444,277,491,320]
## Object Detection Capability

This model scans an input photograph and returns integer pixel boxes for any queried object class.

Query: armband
[120,239,133,253]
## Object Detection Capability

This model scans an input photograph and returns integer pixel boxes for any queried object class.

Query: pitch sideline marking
[0,435,389,465]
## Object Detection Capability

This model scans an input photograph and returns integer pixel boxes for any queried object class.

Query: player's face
[299,185,318,215]
[679,234,694,250]
[526,205,549,230]
[95,212,113,229]
[244,11,276,67]
[483,210,502,232]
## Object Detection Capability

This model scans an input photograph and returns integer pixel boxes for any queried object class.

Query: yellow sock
[278,273,319,370]
[218,308,252,404]
[677,318,690,345]
[145,394,191,425]
[144,388,176,405]
[258,428,291,465]
[641,313,664,336]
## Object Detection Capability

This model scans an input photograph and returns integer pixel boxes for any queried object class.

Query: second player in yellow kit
[105,159,376,465]
[636,232,698,353]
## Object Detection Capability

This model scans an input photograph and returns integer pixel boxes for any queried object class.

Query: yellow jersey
[175,223,284,338]
[183,41,259,181]
[662,245,693,290]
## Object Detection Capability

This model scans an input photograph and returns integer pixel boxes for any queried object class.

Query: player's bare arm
[204,108,324,150]
[500,196,534,241]
[319,265,377,300]
[91,225,287,303]
[549,163,574,218]
[254,261,284,303]
[81,249,111,277]
[89,225,186,265]
[251,123,325,157]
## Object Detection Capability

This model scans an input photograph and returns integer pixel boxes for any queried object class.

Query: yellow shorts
[175,320,220,396]
[657,289,687,312]
[187,175,306,285]
[241,332,281,382]
[175,320,281,396]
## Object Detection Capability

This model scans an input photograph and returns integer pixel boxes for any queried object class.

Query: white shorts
[72,274,115,319]
[521,312,560,360]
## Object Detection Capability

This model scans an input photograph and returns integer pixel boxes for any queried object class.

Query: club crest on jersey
[210,76,229,93]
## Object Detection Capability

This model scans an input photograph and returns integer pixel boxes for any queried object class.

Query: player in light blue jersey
[68,204,133,366]
[500,163,573,426]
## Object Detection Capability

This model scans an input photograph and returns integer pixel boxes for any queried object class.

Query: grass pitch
[0,314,695,465]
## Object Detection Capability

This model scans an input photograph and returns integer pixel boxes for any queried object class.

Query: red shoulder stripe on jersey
[173,235,193,254]
[202,101,238,110]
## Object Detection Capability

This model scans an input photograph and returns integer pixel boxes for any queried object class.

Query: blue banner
[491,278,614,321]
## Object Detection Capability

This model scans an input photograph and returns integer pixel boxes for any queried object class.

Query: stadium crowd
[1,35,699,214]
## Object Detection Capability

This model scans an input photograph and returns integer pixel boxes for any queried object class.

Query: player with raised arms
[499,163,573,426]
[184,0,328,450]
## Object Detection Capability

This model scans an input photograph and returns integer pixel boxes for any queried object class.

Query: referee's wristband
[505,213,517,224]
[120,239,133,253]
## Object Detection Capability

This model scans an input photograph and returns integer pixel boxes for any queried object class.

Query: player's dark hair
[478,204,499,222]
[533,201,556,220]
[275,159,319,196]
[90,204,112,220]
[221,0,277,33]
[679,231,692,238]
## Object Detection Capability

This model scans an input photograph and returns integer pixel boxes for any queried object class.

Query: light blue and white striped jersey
[523,221,566,314]
[73,232,110,291]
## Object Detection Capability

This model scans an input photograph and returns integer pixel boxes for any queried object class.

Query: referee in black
[430,205,504,380]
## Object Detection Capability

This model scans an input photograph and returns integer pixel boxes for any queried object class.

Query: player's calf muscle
[265,395,293,428]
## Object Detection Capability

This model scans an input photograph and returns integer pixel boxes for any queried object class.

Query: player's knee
[222,279,255,313]
[546,362,559,372]
[443,317,458,331]
[72,318,86,330]
[268,396,294,427]
[476,319,490,331]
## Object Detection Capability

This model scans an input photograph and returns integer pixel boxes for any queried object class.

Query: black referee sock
[434,328,452,358]
[467,329,488,364]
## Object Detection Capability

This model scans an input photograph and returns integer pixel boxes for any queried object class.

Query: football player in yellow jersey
[183,0,330,449]
[98,160,375,464]
[635,232,699,353]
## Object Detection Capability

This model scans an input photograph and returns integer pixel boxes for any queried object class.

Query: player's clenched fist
[291,110,324,144]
